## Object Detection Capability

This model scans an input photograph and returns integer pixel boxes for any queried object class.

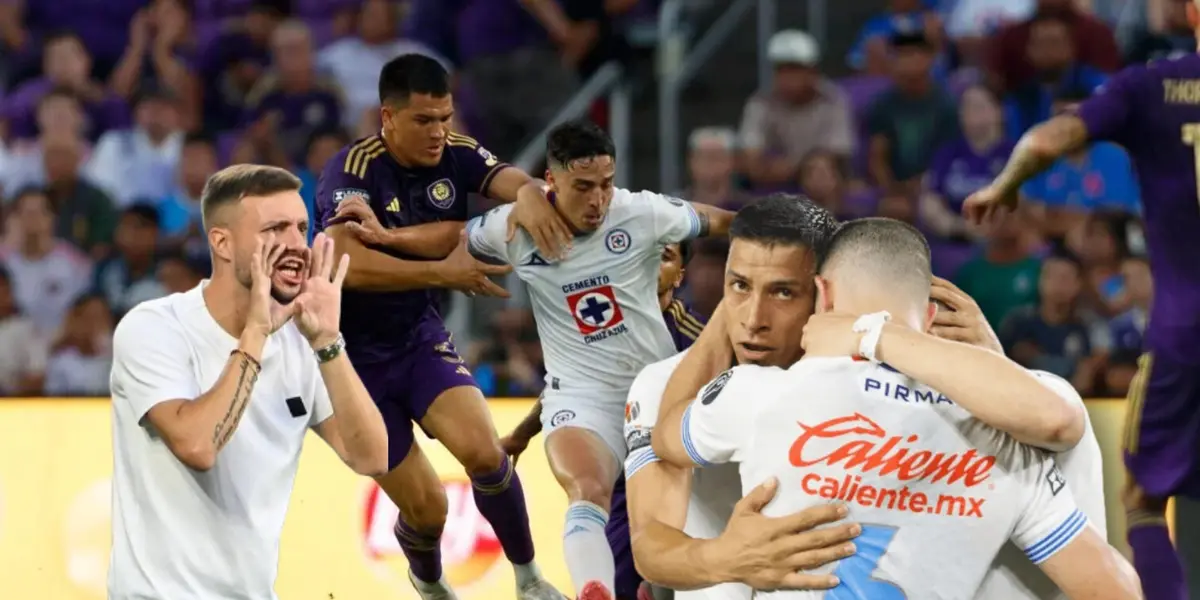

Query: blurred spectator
[1003,16,1106,139]
[987,0,1120,92]
[679,127,751,209]
[242,20,343,164]
[866,31,959,193]
[1126,0,1194,64]
[156,252,205,294]
[946,0,1034,68]
[158,133,218,251]
[43,294,114,397]
[318,0,450,130]
[297,127,351,239]
[405,0,580,159]
[3,32,130,142]
[86,89,185,208]
[199,1,285,131]
[109,0,201,129]
[0,268,47,395]
[877,188,919,224]
[740,30,855,188]
[955,207,1043,328]
[13,1,142,80]
[999,252,1102,388]
[1022,96,1140,239]
[922,85,1012,241]
[0,188,92,337]
[470,308,545,397]
[1074,212,1132,315]
[93,204,168,317]
[848,0,945,74]
[801,150,864,220]
[559,0,636,78]
[0,89,93,196]
[42,135,118,259]
[1109,254,1151,354]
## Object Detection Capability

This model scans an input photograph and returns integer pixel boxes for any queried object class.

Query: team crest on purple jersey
[427,179,456,209]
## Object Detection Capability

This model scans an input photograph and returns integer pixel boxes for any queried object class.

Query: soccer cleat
[577,580,614,600]
[516,577,569,600]
[406,570,460,600]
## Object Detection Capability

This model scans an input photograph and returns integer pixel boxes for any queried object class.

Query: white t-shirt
[946,0,1034,38]
[467,188,702,393]
[680,357,1089,600]
[108,283,334,600]
[1,241,93,336]
[977,372,1107,600]
[625,350,750,600]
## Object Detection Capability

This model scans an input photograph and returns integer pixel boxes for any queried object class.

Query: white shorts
[540,388,627,464]
[675,583,752,600]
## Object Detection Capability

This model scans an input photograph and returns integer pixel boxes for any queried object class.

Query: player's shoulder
[326,133,387,182]
[698,363,786,406]
[113,291,193,348]
[608,188,689,218]
[1027,369,1086,411]
[1107,52,1200,90]
[445,131,503,163]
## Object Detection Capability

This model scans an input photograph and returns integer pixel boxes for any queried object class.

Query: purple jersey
[662,298,706,351]
[1077,54,1200,363]
[315,132,509,362]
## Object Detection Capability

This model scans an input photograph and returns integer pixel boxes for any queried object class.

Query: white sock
[562,501,615,596]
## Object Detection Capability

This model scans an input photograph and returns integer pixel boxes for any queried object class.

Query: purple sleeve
[450,143,510,198]
[314,150,371,233]
[1076,68,1136,145]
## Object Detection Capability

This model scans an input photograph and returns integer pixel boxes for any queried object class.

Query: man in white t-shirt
[107,164,389,600]
[652,218,1139,599]
[465,119,733,600]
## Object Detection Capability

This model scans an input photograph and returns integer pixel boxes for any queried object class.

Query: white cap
[767,30,819,66]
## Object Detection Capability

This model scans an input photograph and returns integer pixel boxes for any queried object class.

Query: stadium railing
[0,396,1160,599]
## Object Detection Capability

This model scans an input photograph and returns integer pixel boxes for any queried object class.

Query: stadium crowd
[0,0,1166,398]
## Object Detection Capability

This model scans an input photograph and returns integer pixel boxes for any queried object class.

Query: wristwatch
[315,333,346,364]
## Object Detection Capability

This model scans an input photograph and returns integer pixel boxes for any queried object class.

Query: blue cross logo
[578,294,612,326]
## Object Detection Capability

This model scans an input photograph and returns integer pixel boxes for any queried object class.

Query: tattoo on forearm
[994,116,1088,197]
[212,355,260,450]
[697,212,710,237]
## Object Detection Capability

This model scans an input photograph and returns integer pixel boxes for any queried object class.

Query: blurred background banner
[0,397,1166,599]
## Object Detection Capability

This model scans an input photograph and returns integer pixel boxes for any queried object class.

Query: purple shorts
[606,474,642,600]
[1123,352,1200,499]
[352,325,478,471]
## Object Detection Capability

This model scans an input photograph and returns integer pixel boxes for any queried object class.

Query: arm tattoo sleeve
[993,116,1089,198]
[697,211,711,238]
[212,353,261,449]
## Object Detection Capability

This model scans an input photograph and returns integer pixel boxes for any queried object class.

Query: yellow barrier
[0,398,1157,598]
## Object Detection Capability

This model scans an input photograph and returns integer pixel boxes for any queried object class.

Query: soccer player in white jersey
[465,119,733,600]
[108,165,389,599]
[652,218,1141,599]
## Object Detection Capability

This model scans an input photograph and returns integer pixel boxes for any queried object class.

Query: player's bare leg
[422,385,567,600]
[545,426,622,600]
[1122,478,1185,600]
[374,441,457,600]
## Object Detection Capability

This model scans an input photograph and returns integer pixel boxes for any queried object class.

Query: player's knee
[565,475,613,510]
[458,441,507,476]
[397,484,449,531]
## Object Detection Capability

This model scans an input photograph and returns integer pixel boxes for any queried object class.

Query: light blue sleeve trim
[1024,509,1088,564]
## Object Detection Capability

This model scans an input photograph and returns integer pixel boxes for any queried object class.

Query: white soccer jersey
[625,351,750,600]
[108,283,334,600]
[467,188,702,392]
[0,241,92,336]
[680,358,1089,600]
[977,371,1107,600]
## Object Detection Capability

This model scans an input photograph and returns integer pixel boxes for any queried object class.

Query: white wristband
[852,311,892,362]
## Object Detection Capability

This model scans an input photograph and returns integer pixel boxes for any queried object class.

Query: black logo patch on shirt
[700,370,734,405]
[286,396,307,418]
[1046,462,1067,496]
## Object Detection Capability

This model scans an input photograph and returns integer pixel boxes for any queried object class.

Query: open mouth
[274,256,305,287]
[738,342,775,361]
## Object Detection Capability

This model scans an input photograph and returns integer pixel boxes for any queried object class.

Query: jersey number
[1181,123,1200,207]
[824,525,906,599]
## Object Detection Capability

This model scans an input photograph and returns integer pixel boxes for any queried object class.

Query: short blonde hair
[200,164,301,231]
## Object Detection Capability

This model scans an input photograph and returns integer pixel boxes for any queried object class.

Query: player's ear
[814,276,832,313]
[924,300,937,333]
[674,267,685,290]
[208,227,233,264]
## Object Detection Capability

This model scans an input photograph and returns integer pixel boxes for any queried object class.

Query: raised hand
[337,196,390,247]
[929,276,1003,354]
[292,232,350,348]
[961,184,1017,226]
[247,233,297,336]
[506,183,573,260]
[440,230,513,298]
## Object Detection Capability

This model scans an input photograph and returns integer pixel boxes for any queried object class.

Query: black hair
[545,119,616,169]
[1044,249,1084,274]
[889,30,932,50]
[9,186,52,213]
[729,193,841,259]
[378,54,451,106]
[304,125,351,157]
[43,30,84,51]
[200,164,302,230]
[123,203,161,228]
[678,239,694,266]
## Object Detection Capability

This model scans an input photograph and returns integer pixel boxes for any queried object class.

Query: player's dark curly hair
[379,54,450,106]
[729,193,841,259]
[545,119,616,170]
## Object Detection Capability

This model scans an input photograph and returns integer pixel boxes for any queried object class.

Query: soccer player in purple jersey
[964,7,1200,595]
[314,54,571,600]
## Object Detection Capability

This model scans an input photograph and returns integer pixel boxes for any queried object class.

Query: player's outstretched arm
[652,302,732,466]
[487,167,573,259]
[1038,527,1142,600]
[328,225,512,297]
[688,202,735,238]
[874,321,1085,452]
